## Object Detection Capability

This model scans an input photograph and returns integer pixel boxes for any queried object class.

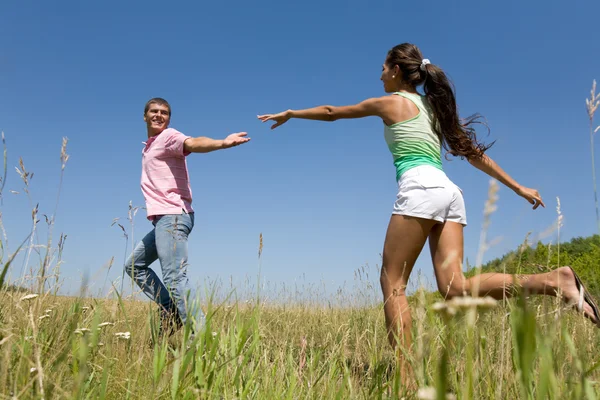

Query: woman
[258,43,599,369]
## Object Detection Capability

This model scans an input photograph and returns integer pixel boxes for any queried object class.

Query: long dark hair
[385,43,493,160]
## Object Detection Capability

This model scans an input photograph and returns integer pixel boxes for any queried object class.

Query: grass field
[2,278,600,399]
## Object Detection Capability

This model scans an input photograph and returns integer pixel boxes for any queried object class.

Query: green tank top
[383,91,443,181]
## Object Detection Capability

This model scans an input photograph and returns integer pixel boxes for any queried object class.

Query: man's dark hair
[144,97,171,116]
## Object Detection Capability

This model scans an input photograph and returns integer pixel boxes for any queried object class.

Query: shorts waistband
[398,165,448,182]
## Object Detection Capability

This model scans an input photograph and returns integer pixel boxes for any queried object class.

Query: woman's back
[384,91,442,181]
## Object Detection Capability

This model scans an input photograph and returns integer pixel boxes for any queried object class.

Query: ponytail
[386,44,493,160]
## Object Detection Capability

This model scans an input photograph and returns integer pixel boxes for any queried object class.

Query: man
[124,97,250,337]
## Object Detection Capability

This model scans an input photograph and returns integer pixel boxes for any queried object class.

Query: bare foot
[554,266,598,325]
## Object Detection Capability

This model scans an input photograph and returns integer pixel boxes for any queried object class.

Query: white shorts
[392,165,467,226]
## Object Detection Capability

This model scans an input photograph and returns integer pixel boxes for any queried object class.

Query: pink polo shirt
[141,128,194,220]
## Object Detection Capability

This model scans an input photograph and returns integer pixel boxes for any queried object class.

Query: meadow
[1,81,600,399]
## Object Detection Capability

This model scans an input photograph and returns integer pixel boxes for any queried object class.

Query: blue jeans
[124,212,205,332]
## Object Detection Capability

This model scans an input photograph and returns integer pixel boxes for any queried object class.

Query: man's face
[144,103,171,135]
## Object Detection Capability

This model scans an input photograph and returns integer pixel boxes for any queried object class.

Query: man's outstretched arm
[184,132,250,153]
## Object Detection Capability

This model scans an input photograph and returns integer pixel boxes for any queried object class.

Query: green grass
[1,281,600,399]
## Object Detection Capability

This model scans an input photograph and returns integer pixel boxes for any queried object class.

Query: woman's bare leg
[380,215,438,383]
[429,221,598,322]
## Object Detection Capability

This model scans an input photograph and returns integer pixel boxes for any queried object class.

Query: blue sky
[1,0,599,301]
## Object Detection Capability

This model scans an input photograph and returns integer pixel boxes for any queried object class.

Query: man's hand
[223,132,251,148]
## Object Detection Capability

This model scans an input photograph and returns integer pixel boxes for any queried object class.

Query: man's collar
[143,128,168,145]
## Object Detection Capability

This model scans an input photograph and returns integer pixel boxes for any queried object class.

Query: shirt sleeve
[163,128,192,157]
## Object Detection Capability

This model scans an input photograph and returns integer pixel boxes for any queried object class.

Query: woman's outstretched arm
[258,97,390,129]
[468,153,545,209]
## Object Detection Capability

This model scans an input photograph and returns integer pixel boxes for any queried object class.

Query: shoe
[567,266,600,327]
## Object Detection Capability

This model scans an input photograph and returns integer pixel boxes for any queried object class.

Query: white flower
[98,322,114,328]
[212,332,217,337]
[431,301,457,317]
[431,301,449,312]
[432,296,497,319]
[417,387,456,400]
[30,367,37,374]
[448,296,497,310]
[20,294,39,302]
[417,387,436,400]
[115,332,131,340]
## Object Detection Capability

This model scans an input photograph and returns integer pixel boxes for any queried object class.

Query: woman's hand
[516,186,545,209]
[257,111,291,129]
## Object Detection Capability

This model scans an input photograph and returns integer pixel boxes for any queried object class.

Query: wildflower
[20,294,39,302]
[431,301,457,318]
[115,332,131,340]
[60,137,70,171]
[447,295,497,310]
[432,296,497,318]
[417,387,456,400]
